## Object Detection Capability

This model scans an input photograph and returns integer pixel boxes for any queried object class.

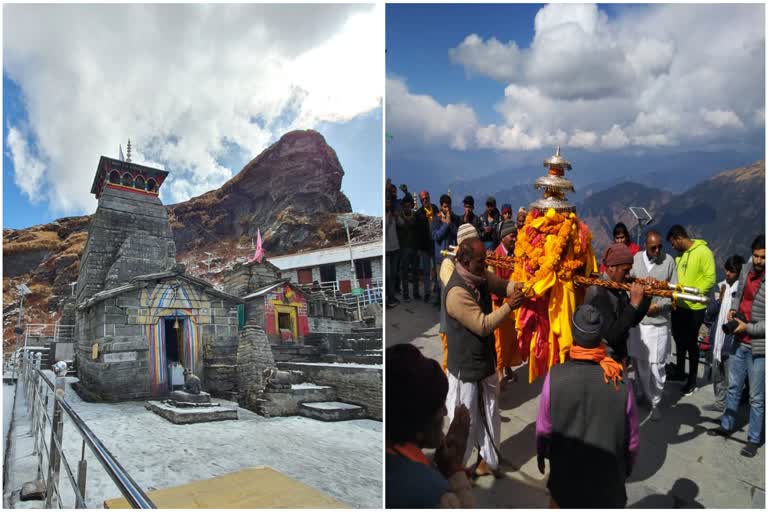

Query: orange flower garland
[512,207,598,382]
[512,208,581,291]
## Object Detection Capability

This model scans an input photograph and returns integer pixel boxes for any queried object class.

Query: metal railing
[54,324,76,343]
[24,323,54,348]
[18,352,155,508]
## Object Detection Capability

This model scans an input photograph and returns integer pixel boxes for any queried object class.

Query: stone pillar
[236,324,276,411]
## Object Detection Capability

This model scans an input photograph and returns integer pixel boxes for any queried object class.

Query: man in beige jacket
[444,238,524,478]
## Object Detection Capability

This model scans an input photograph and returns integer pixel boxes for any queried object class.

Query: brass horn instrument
[441,246,709,304]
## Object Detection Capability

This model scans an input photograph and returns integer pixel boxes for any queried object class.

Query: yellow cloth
[515,211,598,383]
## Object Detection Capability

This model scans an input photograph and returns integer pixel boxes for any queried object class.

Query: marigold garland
[512,207,597,383]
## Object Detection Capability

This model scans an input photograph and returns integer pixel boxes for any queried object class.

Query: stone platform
[169,390,213,406]
[145,400,238,424]
[298,401,366,422]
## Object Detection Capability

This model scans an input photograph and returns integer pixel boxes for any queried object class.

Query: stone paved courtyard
[387,299,765,509]
[4,375,382,509]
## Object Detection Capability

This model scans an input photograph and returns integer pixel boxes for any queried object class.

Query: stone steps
[298,401,367,422]
[258,385,338,417]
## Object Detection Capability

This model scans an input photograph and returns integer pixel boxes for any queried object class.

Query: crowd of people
[386,179,765,508]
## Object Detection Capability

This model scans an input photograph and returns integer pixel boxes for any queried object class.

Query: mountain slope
[576,161,765,275]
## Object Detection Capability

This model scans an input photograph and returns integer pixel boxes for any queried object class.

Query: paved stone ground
[4,375,382,509]
[387,299,765,508]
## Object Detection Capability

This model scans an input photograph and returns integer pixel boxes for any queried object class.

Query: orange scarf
[386,442,430,466]
[569,345,624,390]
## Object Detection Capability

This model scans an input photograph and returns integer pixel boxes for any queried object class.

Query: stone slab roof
[77,268,243,310]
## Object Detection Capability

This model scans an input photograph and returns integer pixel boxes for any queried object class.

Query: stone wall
[278,362,382,420]
[307,317,356,334]
[75,282,240,401]
[221,261,282,298]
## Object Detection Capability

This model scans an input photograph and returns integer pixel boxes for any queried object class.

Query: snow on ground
[289,362,382,369]
[3,383,15,451]
[6,376,382,508]
[291,383,329,390]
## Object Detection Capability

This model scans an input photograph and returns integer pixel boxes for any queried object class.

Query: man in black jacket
[536,304,640,508]
[461,196,482,236]
[416,191,439,303]
[397,194,420,302]
[584,243,650,363]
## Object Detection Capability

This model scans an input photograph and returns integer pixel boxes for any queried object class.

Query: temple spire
[126,139,132,163]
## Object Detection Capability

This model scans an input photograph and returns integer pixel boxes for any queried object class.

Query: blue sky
[386,3,765,195]
[3,4,383,230]
[387,3,540,125]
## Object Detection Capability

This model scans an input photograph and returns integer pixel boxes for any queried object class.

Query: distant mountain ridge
[575,160,765,280]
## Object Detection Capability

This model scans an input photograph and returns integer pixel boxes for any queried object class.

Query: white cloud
[435,3,764,153]
[449,34,520,82]
[568,130,598,149]
[701,109,744,129]
[476,124,544,151]
[600,125,629,149]
[3,4,382,215]
[386,78,478,151]
[6,126,46,202]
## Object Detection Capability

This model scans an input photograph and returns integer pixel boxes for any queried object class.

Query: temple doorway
[164,317,185,390]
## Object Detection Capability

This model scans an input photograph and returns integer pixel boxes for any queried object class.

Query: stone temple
[73,156,243,401]
[70,153,381,423]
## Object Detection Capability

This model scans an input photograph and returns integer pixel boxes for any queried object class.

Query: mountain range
[577,160,765,280]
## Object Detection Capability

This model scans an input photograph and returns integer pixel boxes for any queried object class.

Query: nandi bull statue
[183,368,202,395]
[262,367,304,390]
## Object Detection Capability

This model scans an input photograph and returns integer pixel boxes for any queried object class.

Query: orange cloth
[491,243,521,369]
[386,442,430,465]
[493,301,521,369]
[569,345,624,390]
[441,332,448,373]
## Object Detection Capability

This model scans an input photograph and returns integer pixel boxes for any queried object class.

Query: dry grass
[4,230,62,256]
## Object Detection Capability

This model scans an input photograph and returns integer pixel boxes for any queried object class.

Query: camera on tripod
[722,311,748,335]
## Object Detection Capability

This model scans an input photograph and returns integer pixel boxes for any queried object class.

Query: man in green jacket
[666,225,716,396]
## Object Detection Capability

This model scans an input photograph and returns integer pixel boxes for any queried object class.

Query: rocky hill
[576,160,765,278]
[3,130,381,347]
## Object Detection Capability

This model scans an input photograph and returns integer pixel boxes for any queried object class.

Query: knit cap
[457,223,479,244]
[602,242,633,267]
[499,220,517,240]
[501,204,512,214]
[571,305,603,348]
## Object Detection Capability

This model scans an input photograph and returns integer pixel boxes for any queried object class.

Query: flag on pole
[119,144,125,161]
[251,228,265,263]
